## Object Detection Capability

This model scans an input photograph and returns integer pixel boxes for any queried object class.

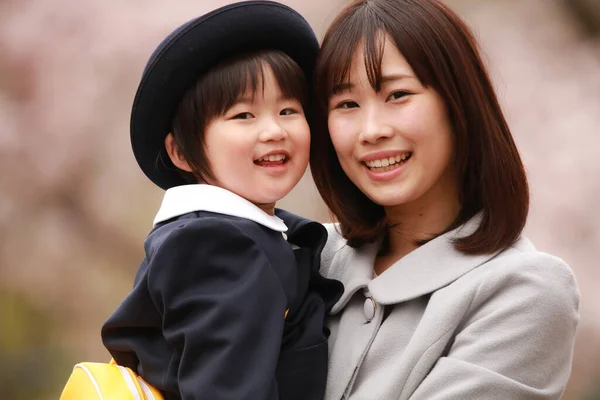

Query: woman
[310,0,580,399]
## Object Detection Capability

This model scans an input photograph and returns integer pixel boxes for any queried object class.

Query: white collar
[153,184,288,232]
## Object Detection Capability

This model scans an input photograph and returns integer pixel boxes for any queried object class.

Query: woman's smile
[361,151,412,181]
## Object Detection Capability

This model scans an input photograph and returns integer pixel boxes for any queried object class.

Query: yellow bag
[62,308,289,398]
[60,358,164,400]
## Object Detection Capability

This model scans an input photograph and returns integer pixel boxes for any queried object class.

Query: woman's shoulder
[322,223,347,252]
[320,223,378,280]
[320,223,347,277]
[465,236,579,311]
[486,236,576,282]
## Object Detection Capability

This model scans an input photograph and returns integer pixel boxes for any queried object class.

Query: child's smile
[254,150,289,166]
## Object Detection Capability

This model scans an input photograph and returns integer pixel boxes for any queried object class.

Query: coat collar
[153,184,288,232]
[276,209,345,313]
[331,215,502,311]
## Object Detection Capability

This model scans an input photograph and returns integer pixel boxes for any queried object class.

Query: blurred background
[0,0,598,398]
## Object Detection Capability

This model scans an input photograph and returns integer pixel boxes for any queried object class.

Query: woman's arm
[147,218,287,400]
[411,254,579,400]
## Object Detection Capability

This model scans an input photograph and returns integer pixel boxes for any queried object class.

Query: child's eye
[387,91,410,101]
[280,108,298,116]
[232,112,254,120]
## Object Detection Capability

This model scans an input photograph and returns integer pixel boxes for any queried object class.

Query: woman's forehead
[333,34,417,92]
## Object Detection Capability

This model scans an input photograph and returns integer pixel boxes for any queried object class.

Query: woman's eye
[387,91,410,101]
[232,112,254,120]
[334,101,359,110]
[280,108,298,116]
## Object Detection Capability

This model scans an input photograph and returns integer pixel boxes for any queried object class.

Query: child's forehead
[236,67,284,99]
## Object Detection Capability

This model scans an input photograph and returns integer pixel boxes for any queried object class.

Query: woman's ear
[165,133,193,172]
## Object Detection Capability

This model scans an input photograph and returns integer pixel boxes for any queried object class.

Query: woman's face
[327,36,457,212]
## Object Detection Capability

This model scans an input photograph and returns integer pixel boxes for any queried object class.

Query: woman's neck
[378,179,460,272]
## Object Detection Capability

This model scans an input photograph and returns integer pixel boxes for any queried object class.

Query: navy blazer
[101,208,343,400]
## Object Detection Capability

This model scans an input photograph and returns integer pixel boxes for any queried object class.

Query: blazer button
[364,297,376,322]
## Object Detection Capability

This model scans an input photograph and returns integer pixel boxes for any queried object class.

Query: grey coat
[321,217,579,400]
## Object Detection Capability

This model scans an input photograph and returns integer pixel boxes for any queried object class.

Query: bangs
[316,1,434,102]
[320,5,386,97]
[195,50,307,122]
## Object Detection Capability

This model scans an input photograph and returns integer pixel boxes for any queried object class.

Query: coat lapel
[328,240,380,314]
[368,216,499,304]
[275,209,344,313]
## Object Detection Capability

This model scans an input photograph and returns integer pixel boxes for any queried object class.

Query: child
[101,2,343,399]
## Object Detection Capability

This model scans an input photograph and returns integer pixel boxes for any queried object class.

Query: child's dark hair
[170,49,308,183]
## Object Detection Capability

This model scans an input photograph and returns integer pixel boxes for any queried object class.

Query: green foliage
[0,290,72,400]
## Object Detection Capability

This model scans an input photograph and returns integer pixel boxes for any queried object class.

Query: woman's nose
[359,106,394,144]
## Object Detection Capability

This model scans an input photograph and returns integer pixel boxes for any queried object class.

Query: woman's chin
[359,185,414,208]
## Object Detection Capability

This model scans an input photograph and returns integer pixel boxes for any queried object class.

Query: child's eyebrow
[235,97,253,104]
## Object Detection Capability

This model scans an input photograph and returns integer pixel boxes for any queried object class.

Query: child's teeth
[259,154,286,162]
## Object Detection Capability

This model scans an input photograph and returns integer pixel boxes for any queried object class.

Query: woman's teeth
[365,153,411,171]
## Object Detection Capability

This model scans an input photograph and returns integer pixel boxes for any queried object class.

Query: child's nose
[259,120,287,142]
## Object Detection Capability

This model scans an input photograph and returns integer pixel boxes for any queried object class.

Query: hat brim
[130,1,319,190]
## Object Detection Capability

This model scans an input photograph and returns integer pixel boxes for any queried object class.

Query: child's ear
[165,133,193,172]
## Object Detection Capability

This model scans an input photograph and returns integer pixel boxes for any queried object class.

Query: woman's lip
[364,157,410,181]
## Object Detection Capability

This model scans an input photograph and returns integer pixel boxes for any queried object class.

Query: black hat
[130,1,319,190]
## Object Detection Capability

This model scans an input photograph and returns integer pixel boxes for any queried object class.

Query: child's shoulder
[145,211,271,255]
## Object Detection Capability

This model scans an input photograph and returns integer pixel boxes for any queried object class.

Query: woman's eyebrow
[381,73,414,84]
[331,82,354,95]
[330,74,415,95]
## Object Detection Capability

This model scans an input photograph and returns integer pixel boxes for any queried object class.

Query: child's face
[203,65,310,210]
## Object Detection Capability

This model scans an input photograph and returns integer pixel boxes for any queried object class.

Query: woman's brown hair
[170,49,307,183]
[311,0,529,254]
